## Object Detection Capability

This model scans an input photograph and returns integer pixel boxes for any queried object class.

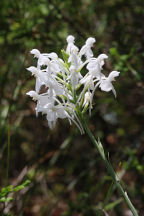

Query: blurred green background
[0,0,144,215]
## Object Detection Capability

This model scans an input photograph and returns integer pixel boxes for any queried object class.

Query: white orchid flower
[97,54,108,68]
[48,79,64,95]
[27,66,48,93]
[30,49,51,69]
[83,92,92,107]
[66,35,79,54]
[80,37,96,59]
[80,74,95,90]
[86,54,108,79]
[36,96,55,116]
[30,49,41,58]
[45,103,68,129]
[99,71,120,97]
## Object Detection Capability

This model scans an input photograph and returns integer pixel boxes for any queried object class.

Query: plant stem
[81,118,138,216]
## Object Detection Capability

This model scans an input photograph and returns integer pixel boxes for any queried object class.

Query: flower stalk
[80,116,138,216]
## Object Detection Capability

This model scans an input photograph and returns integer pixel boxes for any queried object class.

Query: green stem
[81,118,138,216]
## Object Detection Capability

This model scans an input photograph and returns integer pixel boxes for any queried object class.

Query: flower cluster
[26,35,120,133]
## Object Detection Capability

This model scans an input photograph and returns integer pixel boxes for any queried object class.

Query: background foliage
[0,0,144,215]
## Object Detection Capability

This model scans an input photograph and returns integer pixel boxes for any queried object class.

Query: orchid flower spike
[26,35,120,132]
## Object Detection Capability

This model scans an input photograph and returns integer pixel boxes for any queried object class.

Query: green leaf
[61,49,69,63]
[13,179,31,192]
[109,48,119,57]
[0,197,13,203]
[97,139,105,160]
[0,185,13,197]
[104,198,122,211]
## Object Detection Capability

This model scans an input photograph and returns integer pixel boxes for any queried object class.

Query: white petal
[66,35,75,43]
[47,110,56,122]
[97,54,108,60]
[30,49,40,58]
[97,54,108,68]
[85,37,96,46]
[38,56,50,66]
[99,80,113,92]
[50,61,60,73]
[108,71,120,81]
[80,74,91,85]
[26,66,38,76]
[86,58,98,70]
[66,35,79,54]
[26,91,39,100]
[56,107,67,119]
[36,77,44,93]
[47,52,58,59]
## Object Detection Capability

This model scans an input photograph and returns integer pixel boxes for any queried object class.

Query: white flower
[30,49,41,58]
[80,37,96,59]
[86,54,108,79]
[86,59,103,79]
[99,71,120,97]
[48,79,64,95]
[30,49,50,68]
[83,92,92,107]
[45,60,60,75]
[37,56,50,68]
[80,74,94,90]
[27,66,48,93]
[36,95,55,116]
[66,35,79,54]
[26,66,39,76]
[45,103,67,129]
[97,54,108,69]
[27,64,62,94]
